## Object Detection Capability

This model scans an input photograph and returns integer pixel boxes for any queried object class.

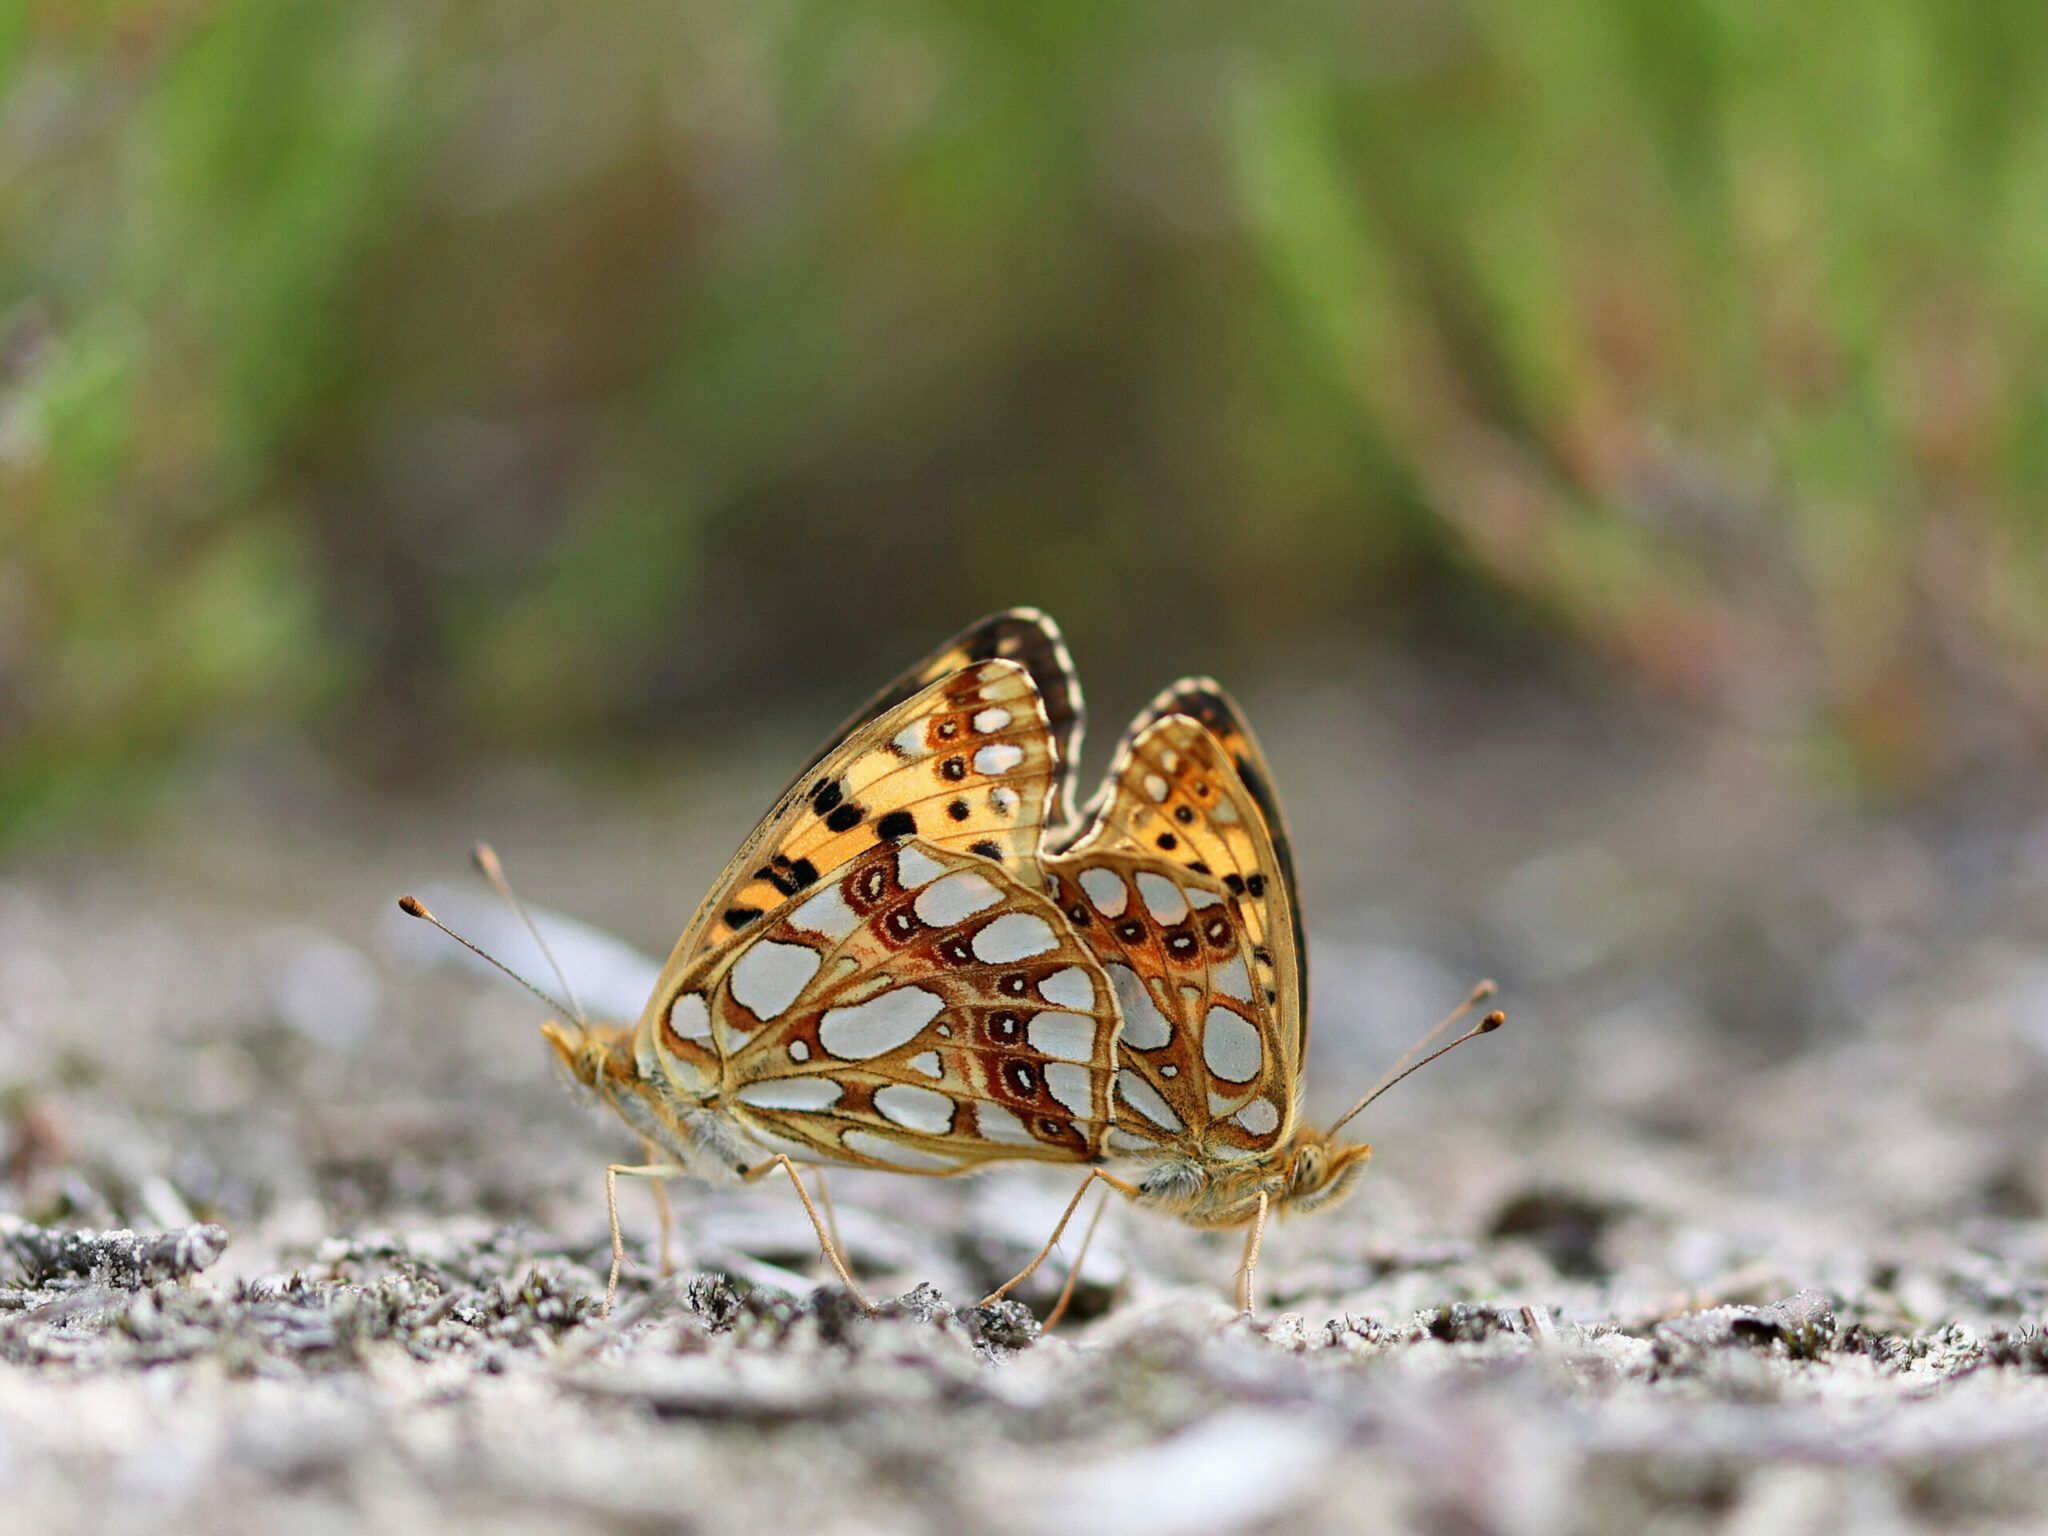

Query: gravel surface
[5,672,2048,1534]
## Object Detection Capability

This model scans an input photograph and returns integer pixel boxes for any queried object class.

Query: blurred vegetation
[5,0,2048,838]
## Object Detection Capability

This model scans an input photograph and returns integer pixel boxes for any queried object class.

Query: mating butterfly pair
[522,611,1497,1316]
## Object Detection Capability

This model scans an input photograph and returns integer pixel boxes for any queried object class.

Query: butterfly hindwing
[649,839,1118,1175]
[1048,852,1291,1156]
[1050,697,1305,1158]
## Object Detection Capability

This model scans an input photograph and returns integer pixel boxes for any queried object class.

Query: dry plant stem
[1042,1183,1113,1331]
[979,1168,1139,1308]
[743,1155,874,1312]
[1236,1191,1270,1315]
[604,1162,689,1314]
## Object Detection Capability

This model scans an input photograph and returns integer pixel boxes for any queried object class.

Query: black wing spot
[877,809,917,841]
[725,905,764,929]
[1188,860,1212,876]
[1223,873,1246,895]
[969,839,1003,860]
[1245,873,1267,897]
[1174,805,1195,824]
[1116,919,1146,943]
[941,757,967,781]
[1155,832,1179,851]
[1066,903,1091,927]
[947,798,970,822]
[811,779,844,814]
[826,802,864,833]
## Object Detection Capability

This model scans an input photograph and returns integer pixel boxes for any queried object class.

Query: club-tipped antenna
[397,895,579,1022]
[1329,980,1506,1135]
[471,842,587,1027]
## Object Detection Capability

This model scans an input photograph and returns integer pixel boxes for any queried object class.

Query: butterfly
[980,680,1502,1315]
[527,612,1120,1308]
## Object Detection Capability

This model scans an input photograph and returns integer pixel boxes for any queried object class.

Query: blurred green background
[6,0,2048,841]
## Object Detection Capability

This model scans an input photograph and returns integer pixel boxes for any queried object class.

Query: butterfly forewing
[786,609,1087,841]
[673,658,1064,964]
[651,839,1119,1175]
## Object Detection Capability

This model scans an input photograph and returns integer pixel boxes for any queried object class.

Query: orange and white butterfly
[524,611,1121,1307]
[984,681,1501,1314]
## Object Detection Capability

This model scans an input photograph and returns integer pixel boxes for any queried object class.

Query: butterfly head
[1279,1127,1374,1217]
[541,1019,638,1098]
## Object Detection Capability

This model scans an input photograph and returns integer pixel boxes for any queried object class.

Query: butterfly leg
[978,1168,1139,1308]
[642,1139,677,1276]
[1235,1190,1270,1315]
[742,1155,875,1313]
[604,1161,689,1314]
[813,1169,847,1263]
[1041,1181,1114,1331]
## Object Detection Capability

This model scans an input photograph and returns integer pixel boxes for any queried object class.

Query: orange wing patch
[675,659,1062,963]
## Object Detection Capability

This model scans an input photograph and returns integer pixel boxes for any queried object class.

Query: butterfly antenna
[397,895,580,1022]
[1328,980,1506,1135]
[471,842,588,1027]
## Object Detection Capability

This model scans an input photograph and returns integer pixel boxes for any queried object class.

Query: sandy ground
[5,662,2048,1535]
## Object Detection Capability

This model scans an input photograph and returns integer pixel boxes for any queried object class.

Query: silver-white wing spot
[894,722,929,757]
[1135,872,1188,925]
[1026,1011,1098,1062]
[1107,1127,1157,1154]
[1116,1068,1183,1131]
[1079,868,1127,917]
[971,912,1056,963]
[1235,1098,1281,1136]
[1043,1062,1094,1117]
[790,885,859,941]
[789,1040,811,1062]
[737,1079,843,1112]
[908,1049,942,1078]
[729,940,822,1021]
[670,992,712,1041]
[974,743,1025,775]
[842,1129,959,1171]
[1187,887,1223,909]
[914,870,1002,928]
[973,707,1012,732]
[1212,957,1252,1002]
[991,786,1020,816]
[974,1102,1037,1145]
[896,844,947,889]
[1143,773,1170,803]
[1036,966,1096,1010]
[1202,1008,1263,1082]
[1107,963,1172,1050]
[818,986,946,1059]
[874,1083,956,1135]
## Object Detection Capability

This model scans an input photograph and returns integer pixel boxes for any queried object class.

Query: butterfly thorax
[1129,1128,1372,1228]
[541,1019,755,1184]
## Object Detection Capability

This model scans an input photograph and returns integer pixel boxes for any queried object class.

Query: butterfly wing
[648,839,1117,1173]
[1060,681,1305,1050]
[784,609,1086,841]
[669,657,1066,970]
[1047,706,1305,1158]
